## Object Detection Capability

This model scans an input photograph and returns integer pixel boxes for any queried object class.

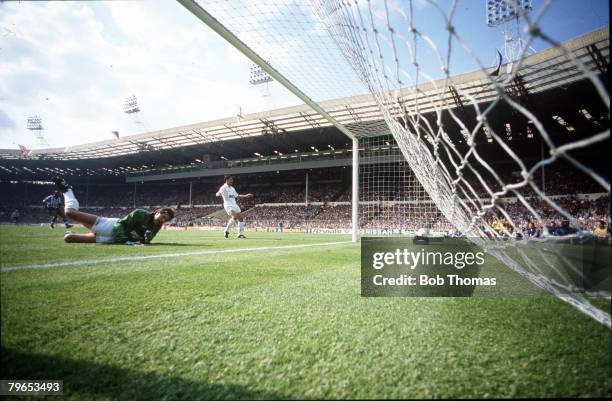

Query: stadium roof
[1,27,607,163]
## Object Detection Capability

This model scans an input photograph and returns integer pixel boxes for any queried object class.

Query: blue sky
[0,0,608,149]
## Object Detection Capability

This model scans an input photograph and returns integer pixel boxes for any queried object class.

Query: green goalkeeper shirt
[112,209,161,244]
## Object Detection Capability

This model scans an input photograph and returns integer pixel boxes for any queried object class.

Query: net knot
[528,25,541,37]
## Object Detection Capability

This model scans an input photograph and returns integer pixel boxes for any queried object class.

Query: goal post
[352,137,359,242]
[175,0,361,242]
[178,0,610,327]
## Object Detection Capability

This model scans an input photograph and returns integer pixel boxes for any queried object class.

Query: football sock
[238,221,245,236]
[225,218,235,232]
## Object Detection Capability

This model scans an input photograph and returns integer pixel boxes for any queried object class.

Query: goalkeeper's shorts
[224,204,241,216]
[92,217,119,244]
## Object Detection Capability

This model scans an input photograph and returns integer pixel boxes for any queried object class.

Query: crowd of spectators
[244,206,316,229]
[485,195,610,239]
[164,207,219,227]
[460,163,606,198]
[1,170,608,238]
[0,181,348,208]
[2,162,607,209]
[0,205,132,225]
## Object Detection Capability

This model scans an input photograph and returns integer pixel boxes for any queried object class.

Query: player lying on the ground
[216,175,252,239]
[42,190,72,229]
[53,178,175,244]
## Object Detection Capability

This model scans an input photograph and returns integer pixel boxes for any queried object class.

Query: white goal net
[359,134,447,235]
[179,0,610,327]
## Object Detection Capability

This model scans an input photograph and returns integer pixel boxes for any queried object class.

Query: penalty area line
[1,241,354,273]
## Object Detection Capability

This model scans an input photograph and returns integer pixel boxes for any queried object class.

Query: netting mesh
[360,135,447,234]
[188,0,610,327]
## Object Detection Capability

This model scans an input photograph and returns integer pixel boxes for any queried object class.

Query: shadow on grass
[1,347,295,400]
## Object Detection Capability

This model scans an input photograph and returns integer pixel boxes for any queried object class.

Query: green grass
[1,226,610,400]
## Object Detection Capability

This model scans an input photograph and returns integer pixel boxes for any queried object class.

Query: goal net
[359,134,447,235]
[179,0,610,327]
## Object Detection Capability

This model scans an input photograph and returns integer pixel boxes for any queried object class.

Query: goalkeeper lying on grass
[53,177,175,244]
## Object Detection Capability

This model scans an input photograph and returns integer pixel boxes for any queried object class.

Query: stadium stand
[0,28,608,239]
[1,170,608,238]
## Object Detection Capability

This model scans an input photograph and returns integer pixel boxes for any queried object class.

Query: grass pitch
[1,226,610,399]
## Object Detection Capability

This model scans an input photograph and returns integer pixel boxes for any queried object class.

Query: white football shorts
[92,217,119,244]
[224,204,241,216]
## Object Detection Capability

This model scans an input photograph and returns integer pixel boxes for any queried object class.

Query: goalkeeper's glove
[144,230,154,244]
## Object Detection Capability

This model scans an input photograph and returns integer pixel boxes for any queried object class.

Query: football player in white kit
[216,175,253,238]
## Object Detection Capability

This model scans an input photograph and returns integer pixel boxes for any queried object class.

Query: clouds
[0,0,608,151]
[0,110,14,129]
[0,0,287,149]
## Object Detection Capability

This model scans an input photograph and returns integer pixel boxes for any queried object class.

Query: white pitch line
[0,241,354,273]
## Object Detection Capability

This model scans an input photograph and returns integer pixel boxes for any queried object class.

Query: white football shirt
[217,184,238,207]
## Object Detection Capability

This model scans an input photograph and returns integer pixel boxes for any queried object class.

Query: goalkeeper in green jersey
[53,177,175,244]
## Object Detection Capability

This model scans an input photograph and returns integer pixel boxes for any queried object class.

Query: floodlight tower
[26,115,47,146]
[486,0,534,73]
[249,63,273,109]
[123,95,148,133]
